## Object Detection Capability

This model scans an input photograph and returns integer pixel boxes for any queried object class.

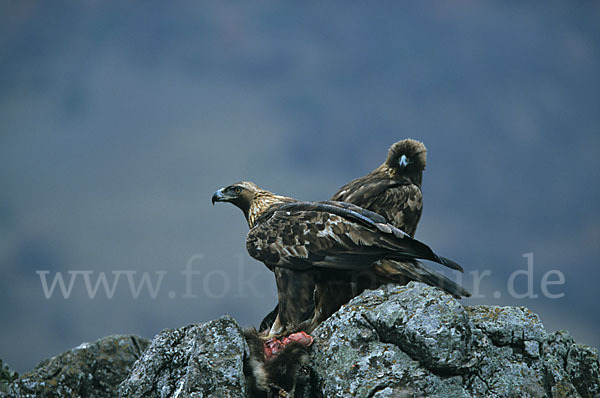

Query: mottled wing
[365,183,422,236]
[246,202,459,272]
[247,209,382,271]
[331,175,398,212]
[332,175,422,236]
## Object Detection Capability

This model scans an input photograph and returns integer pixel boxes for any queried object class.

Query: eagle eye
[234,187,242,194]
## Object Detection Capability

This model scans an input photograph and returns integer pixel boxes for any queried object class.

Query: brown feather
[243,197,465,335]
[304,139,468,333]
[331,139,426,236]
[214,137,467,338]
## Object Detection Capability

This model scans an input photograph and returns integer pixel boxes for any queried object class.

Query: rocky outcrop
[309,283,599,397]
[119,283,599,398]
[2,335,149,398]
[0,360,18,394]
[3,283,599,397]
[118,316,249,397]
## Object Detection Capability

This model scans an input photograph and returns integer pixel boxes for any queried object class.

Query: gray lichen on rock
[118,282,600,397]
[0,360,18,394]
[3,283,599,397]
[3,334,149,398]
[310,282,599,398]
[118,315,249,397]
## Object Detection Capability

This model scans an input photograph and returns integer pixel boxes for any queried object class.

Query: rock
[119,315,249,398]
[310,282,600,398]
[310,283,471,397]
[4,334,149,398]
[0,360,18,394]
[4,283,598,397]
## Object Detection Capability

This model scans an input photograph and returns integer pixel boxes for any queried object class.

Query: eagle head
[386,139,427,173]
[212,181,292,227]
[212,181,260,207]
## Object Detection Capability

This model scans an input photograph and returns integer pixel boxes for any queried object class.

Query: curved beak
[398,154,409,167]
[211,189,226,205]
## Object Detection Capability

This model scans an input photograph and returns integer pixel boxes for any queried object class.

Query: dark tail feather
[415,268,471,298]
[376,259,471,298]
[387,233,465,273]
[436,256,464,272]
[386,245,465,273]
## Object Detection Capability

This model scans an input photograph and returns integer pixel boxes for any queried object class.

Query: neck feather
[247,191,294,228]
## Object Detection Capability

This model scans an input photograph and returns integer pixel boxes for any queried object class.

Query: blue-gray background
[1,2,599,373]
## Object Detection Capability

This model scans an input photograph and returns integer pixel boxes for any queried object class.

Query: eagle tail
[385,235,465,273]
[375,259,471,298]
[411,266,471,298]
[436,255,464,272]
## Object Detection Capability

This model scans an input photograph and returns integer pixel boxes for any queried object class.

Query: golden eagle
[212,181,464,339]
[331,138,426,235]
[330,139,469,298]
[259,139,469,334]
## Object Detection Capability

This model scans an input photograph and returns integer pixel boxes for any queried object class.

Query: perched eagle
[331,138,426,236]
[331,139,470,299]
[212,182,464,338]
[260,139,469,333]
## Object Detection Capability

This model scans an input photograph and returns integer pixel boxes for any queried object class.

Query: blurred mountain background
[1,1,598,373]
